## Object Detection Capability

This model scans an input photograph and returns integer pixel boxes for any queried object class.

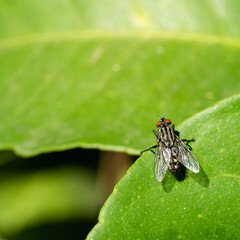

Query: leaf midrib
[1,29,240,50]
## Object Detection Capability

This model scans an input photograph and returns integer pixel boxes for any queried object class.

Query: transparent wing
[176,137,200,173]
[154,144,171,182]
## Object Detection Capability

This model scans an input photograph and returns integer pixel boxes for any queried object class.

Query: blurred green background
[0,0,240,239]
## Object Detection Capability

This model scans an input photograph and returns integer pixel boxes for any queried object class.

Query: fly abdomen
[169,157,179,173]
[169,146,179,173]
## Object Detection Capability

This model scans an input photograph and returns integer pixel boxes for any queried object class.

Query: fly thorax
[165,141,173,147]
[159,126,175,147]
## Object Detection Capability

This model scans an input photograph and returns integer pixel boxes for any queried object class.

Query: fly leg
[153,130,158,138]
[182,138,195,143]
[182,138,195,150]
[140,145,157,155]
[140,130,158,155]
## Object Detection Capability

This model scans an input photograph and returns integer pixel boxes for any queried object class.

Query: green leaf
[0,1,240,156]
[0,166,100,235]
[87,94,240,240]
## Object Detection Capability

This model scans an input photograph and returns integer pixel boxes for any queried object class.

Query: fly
[141,117,200,182]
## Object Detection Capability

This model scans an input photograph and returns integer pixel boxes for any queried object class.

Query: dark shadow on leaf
[162,164,188,193]
[162,171,176,193]
[188,165,209,188]
[173,163,187,181]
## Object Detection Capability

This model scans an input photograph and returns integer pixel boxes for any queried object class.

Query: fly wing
[176,137,200,173]
[154,144,171,182]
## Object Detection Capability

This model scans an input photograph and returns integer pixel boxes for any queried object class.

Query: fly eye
[165,119,171,124]
[156,121,161,127]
